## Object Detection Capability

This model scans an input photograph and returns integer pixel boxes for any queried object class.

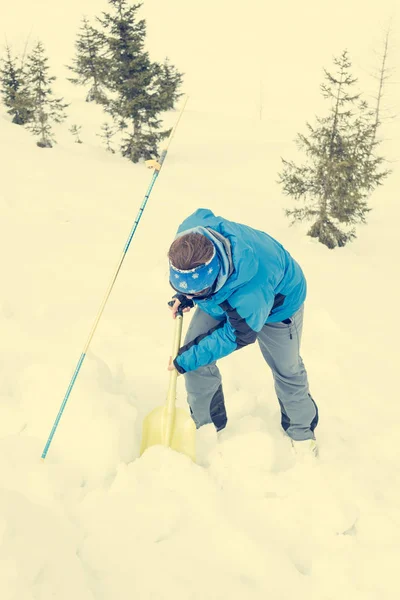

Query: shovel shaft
[171,313,183,357]
[164,314,183,446]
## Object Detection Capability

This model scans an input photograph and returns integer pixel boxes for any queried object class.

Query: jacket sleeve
[174,287,274,374]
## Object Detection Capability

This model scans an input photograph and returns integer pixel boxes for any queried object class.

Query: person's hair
[168,233,214,269]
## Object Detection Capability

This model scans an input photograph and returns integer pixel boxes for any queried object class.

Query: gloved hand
[173,293,194,309]
[168,294,194,319]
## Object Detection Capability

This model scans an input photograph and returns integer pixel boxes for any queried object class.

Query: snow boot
[290,438,319,459]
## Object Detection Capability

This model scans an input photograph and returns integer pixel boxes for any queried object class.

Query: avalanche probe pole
[41,96,189,459]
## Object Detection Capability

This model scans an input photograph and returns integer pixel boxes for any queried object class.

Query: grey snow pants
[183,304,318,441]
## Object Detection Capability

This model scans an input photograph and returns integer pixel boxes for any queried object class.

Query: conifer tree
[97,122,116,153]
[25,41,68,147]
[67,17,108,103]
[69,124,83,143]
[97,0,182,162]
[369,27,396,150]
[0,44,33,124]
[279,51,389,249]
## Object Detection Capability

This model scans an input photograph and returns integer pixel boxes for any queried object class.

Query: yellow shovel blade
[140,406,196,462]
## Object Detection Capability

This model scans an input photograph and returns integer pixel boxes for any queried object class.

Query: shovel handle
[168,300,183,317]
[170,312,183,359]
[164,303,184,447]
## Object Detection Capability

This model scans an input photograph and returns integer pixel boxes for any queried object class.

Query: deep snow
[1,1,400,598]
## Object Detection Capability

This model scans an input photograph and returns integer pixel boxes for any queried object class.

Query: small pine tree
[67,16,108,103]
[69,124,83,143]
[97,0,183,162]
[25,41,69,148]
[97,122,116,153]
[0,44,33,124]
[279,50,389,249]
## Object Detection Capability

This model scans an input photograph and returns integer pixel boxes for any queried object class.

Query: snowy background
[1,1,400,599]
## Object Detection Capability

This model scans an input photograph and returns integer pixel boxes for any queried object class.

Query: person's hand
[167,355,181,375]
[169,297,192,319]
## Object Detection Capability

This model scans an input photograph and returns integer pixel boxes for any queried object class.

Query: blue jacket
[173,209,306,374]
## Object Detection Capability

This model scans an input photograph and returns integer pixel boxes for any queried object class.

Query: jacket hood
[174,217,259,301]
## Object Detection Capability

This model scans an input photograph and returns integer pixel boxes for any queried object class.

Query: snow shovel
[140,307,196,461]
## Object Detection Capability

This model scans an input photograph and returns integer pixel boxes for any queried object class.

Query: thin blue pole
[41,173,157,460]
[42,98,188,459]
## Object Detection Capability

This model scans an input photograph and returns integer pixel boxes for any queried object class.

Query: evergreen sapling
[69,124,83,143]
[97,122,116,153]
[67,17,108,104]
[25,41,69,148]
[0,44,33,125]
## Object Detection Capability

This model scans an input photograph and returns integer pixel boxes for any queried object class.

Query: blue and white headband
[169,245,221,294]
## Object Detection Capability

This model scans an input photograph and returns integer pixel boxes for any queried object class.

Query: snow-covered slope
[1,96,399,598]
[1,0,400,597]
